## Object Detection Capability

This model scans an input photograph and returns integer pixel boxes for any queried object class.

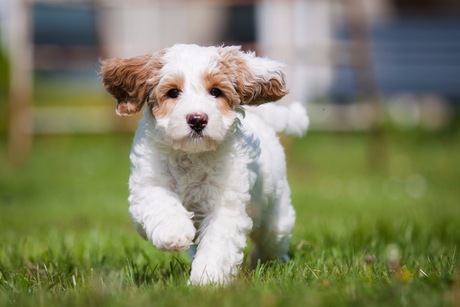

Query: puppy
[101,44,308,285]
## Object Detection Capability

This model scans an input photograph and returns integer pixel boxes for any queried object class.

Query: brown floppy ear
[100,53,162,116]
[219,46,288,105]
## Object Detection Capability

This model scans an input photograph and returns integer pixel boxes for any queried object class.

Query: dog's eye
[167,89,181,98]
[210,88,222,98]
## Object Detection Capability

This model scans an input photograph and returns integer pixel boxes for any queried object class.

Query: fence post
[343,0,386,171]
[8,0,33,165]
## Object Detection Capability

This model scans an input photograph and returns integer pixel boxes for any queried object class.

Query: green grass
[0,131,459,306]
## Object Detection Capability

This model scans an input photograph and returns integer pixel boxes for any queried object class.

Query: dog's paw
[149,216,196,252]
[189,258,233,285]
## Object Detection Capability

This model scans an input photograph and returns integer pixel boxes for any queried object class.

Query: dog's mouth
[189,130,204,138]
[172,135,218,153]
[164,112,236,153]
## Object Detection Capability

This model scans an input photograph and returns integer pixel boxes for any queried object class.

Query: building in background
[0,0,459,136]
[2,0,459,102]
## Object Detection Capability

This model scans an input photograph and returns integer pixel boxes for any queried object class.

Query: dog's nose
[186,113,208,133]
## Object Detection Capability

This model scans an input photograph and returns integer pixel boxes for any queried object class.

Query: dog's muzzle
[187,113,208,133]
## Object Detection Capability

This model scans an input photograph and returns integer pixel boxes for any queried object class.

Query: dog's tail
[245,101,309,136]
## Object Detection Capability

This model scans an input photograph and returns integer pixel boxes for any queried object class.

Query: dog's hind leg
[250,178,296,266]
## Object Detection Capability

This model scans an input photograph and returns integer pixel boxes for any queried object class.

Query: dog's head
[101,44,287,152]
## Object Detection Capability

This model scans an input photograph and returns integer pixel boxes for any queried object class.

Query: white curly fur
[101,44,309,285]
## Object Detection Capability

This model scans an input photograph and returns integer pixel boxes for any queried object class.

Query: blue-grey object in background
[33,3,98,46]
[330,18,460,102]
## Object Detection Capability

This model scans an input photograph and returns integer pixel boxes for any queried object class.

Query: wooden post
[343,0,386,171]
[8,0,33,165]
[343,0,378,98]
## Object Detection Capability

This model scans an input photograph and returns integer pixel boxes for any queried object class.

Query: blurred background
[1,0,460,161]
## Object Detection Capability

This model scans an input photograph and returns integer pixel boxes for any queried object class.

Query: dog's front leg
[189,206,252,285]
[129,186,196,252]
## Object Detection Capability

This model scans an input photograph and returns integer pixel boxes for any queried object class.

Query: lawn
[0,130,459,306]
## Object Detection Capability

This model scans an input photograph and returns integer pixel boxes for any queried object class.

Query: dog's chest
[169,154,213,185]
[166,151,228,209]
